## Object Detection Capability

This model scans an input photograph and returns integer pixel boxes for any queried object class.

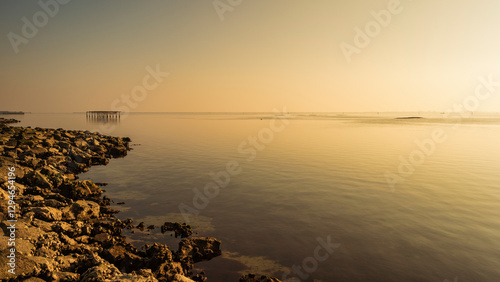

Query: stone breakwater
[0,118,283,282]
[0,118,228,282]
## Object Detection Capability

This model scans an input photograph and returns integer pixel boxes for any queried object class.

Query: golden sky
[1,0,500,113]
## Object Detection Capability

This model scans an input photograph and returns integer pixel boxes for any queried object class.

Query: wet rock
[110,145,128,157]
[0,122,226,281]
[177,237,222,263]
[102,245,143,273]
[239,274,283,282]
[161,222,193,238]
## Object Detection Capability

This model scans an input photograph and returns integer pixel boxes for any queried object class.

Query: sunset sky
[1,0,500,113]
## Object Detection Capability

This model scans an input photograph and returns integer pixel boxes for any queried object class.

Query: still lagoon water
[7,112,500,281]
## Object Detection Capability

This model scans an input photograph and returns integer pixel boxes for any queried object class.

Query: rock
[30,206,63,221]
[0,188,9,200]
[94,232,112,243]
[102,245,143,273]
[239,274,283,282]
[32,218,56,232]
[23,277,45,282]
[113,272,161,282]
[171,274,197,282]
[23,278,46,282]
[177,237,222,263]
[29,170,53,188]
[30,255,57,275]
[43,137,56,147]
[80,258,122,282]
[44,198,66,208]
[110,145,128,157]
[61,180,102,200]
[71,200,100,221]
[91,155,109,165]
[60,233,78,246]
[31,146,48,157]
[52,221,74,235]
[74,138,89,149]
[137,222,145,231]
[0,236,34,256]
[161,222,193,238]
[0,122,227,281]
[50,271,80,281]
[0,250,39,279]
[63,132,76,139]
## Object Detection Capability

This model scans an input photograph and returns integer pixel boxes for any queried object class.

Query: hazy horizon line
[3,111,500,115]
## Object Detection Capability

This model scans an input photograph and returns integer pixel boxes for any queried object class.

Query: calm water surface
[6,112,500,281]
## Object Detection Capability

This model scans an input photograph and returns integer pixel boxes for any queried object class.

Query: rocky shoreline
[0,118,282,282]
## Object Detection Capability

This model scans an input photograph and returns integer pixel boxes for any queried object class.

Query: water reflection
[86,111,121,125]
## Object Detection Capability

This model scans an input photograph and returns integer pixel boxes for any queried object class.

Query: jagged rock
[0,122,226,282]
[52,221,74,235]
[177,237,222,263]
[29,170,53,188]
[137,222,145,231]
[94,232,112,243]
[0,249,39,279]
[110,145,128,157]
[55,254,80,271]
[30,255,57,275]
[80,258,123,282]
[60,233,78,246]
[43,137,56,147]
[74,138,89,149]
[23,278,46,282]
[169,274,197,282]
[50,271,80,281]
[239,274,283,282]
[31,146,48,157]
[30,206,63,221]
[61,180,102,200]
[71,200,100,221]
[102,245,143,273]
[161,222,193,238]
